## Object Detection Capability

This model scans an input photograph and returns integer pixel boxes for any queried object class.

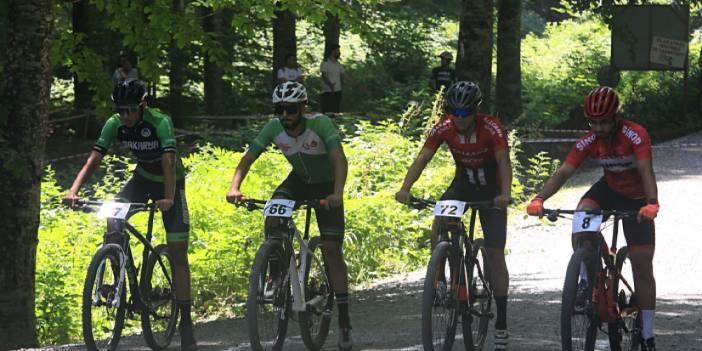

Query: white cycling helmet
[272,81,308,104]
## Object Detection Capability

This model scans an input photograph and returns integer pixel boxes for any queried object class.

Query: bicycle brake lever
[547,212,559,222]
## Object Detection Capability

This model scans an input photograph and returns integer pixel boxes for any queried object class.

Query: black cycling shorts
[580,177,655,251]
[439,175,507,250]
[272,172,344,242]
[117,172,190,242]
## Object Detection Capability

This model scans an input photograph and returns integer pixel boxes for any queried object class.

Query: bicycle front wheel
[422,241,459,351]
[462,238,492,351]
[561,247,598,351]
[299,236,334,350]
[82,243,127,351]
[247,240,290,351]
[141,244,178,350]
[607,247,641,351]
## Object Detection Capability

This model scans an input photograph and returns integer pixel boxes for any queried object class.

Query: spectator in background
[429,51,455,93]
[112,54,139,86]
[277,53,304,84]
[320,44,346,113]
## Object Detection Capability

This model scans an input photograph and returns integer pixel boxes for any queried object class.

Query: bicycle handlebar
[70,200,156,214]
[541,208,639,222]
[235,198,329,212]
[407,196,495,211]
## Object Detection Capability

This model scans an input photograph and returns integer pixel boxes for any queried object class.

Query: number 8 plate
[572,211,603,232]
[264,199,296,218]
[433,200,466,218]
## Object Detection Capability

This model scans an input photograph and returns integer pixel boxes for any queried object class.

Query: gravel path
[23,133,702,351]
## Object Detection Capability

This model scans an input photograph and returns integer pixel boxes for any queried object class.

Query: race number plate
[433,200,466,218]
[97,202,131,219]
[572,211,603,233]
[264,199,296,218]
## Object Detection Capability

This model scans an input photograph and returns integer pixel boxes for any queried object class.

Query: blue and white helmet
[272,81,308,104]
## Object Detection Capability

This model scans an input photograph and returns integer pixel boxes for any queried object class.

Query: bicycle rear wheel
[462,238,492,351]
[561,247,598,351]
[607,247,641,351]
[299,236,334,350]
[247,240,290,351]
[82,243,127,351]
[422,241,459,351]
[141,244,178,350]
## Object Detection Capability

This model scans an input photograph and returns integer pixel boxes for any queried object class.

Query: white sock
[641,309,655,339]
[579,262,588,283]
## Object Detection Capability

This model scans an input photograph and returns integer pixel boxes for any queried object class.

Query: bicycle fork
[93,247,127,308]
[290,229,311,312]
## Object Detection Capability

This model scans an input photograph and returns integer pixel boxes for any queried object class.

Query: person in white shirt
[277,53,304,84]
[320,44,346,113]
[112,54,139,86]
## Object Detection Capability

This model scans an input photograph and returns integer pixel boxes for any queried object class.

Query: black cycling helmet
[445,81,482,110]
[112,79,147,108]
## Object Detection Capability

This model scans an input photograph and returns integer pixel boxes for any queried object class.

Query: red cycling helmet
[583,86,619,119]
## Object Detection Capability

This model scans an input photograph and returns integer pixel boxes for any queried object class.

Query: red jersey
[424,113,508,187]
[565,119,652,198]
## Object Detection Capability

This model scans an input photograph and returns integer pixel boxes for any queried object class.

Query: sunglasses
[275,104,300,115]
[451,107,474,118]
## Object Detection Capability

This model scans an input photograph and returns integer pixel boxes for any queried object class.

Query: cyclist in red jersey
[396,81,513,350]
[527,86,659,350]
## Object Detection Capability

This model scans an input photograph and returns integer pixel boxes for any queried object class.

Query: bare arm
[636,158,658,202]
[396,148,437,203]
[493,149,513,207]
[64,151,104,204]
[156,153,177,211]
[536,163,577,201]
[326,148,348,208]
[226,152,259,203]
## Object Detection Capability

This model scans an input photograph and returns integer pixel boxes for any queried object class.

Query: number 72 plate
[433,200,466,218]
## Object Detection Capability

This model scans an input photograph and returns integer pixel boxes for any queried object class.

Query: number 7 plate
[433,200,466,218]
[264,199,296,218]
[572,211,603,232]
[97,202,131,219]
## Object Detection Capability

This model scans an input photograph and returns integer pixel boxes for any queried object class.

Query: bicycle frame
[546,209,640,325]
[93,204,174,314]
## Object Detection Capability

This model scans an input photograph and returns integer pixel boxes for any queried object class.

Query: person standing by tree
[429,51,456,92]
[320,44,346,113]
[63,80,197,351]
[277,53,304,84]
[111,54,139,86]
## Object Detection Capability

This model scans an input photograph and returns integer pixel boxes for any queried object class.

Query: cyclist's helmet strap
[272,81,308,104]
[584,86,619,119]
[112,78,147,107]
[445,80,482,109]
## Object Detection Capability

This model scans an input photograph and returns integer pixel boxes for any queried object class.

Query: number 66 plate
[264,199,296,218]
[572,211,603,232]
[433,200,466,218]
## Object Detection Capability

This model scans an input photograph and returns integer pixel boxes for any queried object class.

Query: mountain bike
[72,200,177,351]
[540,209,641,351]
[239,198,334,351]
[407,197,495,351]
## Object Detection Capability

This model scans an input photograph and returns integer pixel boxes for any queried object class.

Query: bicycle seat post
[303,204,313,240]
[611,215,620,252]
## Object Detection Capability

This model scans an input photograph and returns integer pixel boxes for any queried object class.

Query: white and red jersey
[565,119,652,198]
[423,113,508,188]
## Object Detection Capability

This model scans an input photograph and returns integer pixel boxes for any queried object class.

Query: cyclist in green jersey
[226,81,353,350]
[64,79,196,351]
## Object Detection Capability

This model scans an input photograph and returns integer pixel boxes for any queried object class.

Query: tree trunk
[496,0,521,124]
[203,8,226,116]
[323,12,340,59]
[0,0,54,349]
[456,0,494,112]
[168,0,188,126]
[272,9,296,86]
[72,0,97,110]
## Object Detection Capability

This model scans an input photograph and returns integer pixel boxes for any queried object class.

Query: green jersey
[248,114,342,184]
[94,108,185,182]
